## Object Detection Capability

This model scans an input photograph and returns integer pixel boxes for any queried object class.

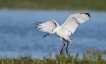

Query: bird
[35,13,90,55]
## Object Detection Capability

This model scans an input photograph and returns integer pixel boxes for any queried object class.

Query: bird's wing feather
[61,13,90,35]
[35,20,59,33]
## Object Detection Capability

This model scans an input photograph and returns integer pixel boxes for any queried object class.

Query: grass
[0,48,106,64]
[0,0,106,11]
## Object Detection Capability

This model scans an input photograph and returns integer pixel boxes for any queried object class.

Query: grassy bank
[0,0,106,11]
[0,49,106,64]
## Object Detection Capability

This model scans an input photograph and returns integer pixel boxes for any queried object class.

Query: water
[0,9,106,58]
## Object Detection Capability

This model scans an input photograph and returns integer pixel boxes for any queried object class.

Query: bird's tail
[69,37,73,43]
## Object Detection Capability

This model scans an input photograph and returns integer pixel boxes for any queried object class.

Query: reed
[0,48,106,64]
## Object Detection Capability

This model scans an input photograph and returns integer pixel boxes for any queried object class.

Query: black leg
[60,41,65,55]
[66,42,69,55]
[43,33,49,38]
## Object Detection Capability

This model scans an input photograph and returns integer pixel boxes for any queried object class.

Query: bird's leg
[43,33,49,38]
[66,42,70,55]
[60,41,65,55]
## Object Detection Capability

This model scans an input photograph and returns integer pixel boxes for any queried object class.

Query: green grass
[0,49,106,64]
[0,0,106,11]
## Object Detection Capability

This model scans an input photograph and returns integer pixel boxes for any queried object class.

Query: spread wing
[61,13,90,36]
[35,20,60,33]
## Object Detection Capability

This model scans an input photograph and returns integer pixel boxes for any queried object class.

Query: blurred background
[0,0,106,58]
[0,0,106,11]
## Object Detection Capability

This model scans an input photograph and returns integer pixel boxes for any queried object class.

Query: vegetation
[0,0,106,11]
[0,49,106,64]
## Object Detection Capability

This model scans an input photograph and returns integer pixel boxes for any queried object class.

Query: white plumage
[37,20,60,33]
[35,13,90,55]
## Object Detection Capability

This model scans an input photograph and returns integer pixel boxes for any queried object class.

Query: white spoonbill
[35,13,90,55]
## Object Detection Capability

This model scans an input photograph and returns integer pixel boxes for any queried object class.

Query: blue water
[0,9,106,58]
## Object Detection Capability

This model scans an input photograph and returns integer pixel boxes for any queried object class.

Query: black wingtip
[35,22,43,28]
[84,13,91,18]
[35,23,38,25]
[35,26,37,28]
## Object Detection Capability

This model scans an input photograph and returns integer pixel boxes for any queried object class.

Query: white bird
[35,13,90,55]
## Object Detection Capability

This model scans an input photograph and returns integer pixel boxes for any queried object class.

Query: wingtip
[84,13,91,18]
[35,23,38,25]
[35,26,37,28]
[80,13,91,18]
